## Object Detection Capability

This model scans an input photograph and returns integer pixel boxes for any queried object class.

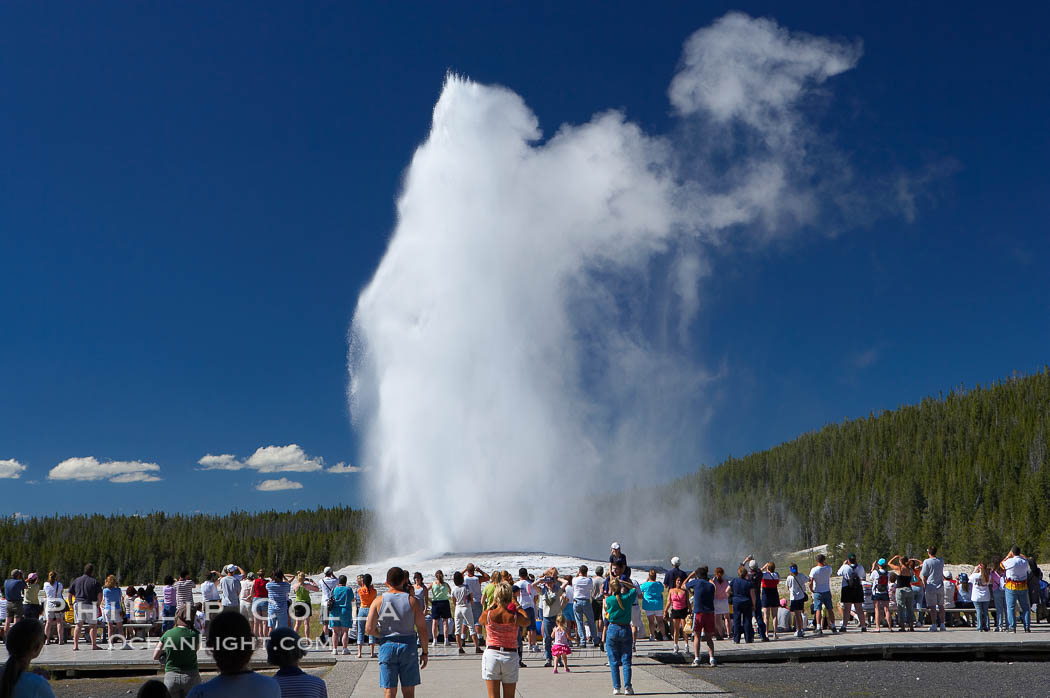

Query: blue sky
[1,2,1048,517]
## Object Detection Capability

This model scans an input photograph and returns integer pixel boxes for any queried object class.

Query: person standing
[837,554,867,632]
[3,570,26,635]
[102,575,126,645]
[808,554,836,635]
[318,567,338,647]
[663,557,686,591]
[572,566,598,648]
[638,570,664,643]
[759,562,780,639]
[365,567,428,698]
[219,566,243,615]
[479,582,530,697]
[513,569,538,653]
[712,567,731,639]
[1001,546,1031,632]
[920,546,947,631]
[429,570,453,647]
[604,578,636,696]
[538,572,566,668]
[868,559,891,631]
[153,603,201,698]
[971,563,993,632]
[887,554,917,631]
[238,573,255,622]
[265,569,292,632]
[328,575,353,656]
[70,564,104,651]
[742,557,768,641]
[250,571,269,638]
[785,564,809,637]
[729,565,755,644]
[609,543,627,572]
[664,577,689,653]
[200,572,221,633]
[591,566,606,650]
[42,571,66,645]
[463,564,489,645]
[685,567,718,667]
[990,562,1007,631]
[291,572,319,640]
[20,573,42,623]
[356,574,378,659]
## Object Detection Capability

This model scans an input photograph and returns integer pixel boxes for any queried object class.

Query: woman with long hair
[663,576,689,653]
[759,562,780,639]
[0,620,53,698]
[604,577,637,696]
[329,575,353,656]
[355,573,377,659]
[42,571,66,645]
[412,572,430,644]
[290,571,319,640]
[971,562,993,631]
[479,582,529,698]
[102,574,125,646]
[711,567,731,639]
[251,570,269,638]
[429,570,453,647]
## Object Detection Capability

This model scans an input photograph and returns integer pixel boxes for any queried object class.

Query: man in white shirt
[1001,546,1031,632]
[201,571,222,631]
[462,564,488,643]
[808,554,836,635]
[572,565,597,648]
[514,568,539,652]
[318,566,339,646]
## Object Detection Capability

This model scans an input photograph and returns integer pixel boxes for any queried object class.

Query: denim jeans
[752,597,767,639]
[162,604,177,633]
[542,615,556,660]
[606,623,632,691]
[1005,587,1030,630]
[574,600,597,645]
[732,601,754,643]
[974,601,990,630]
[993,588,1007,628]
[357,611,375,645]
[894,587,915,627]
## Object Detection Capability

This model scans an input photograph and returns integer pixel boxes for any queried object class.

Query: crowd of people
[1,542,1047,698]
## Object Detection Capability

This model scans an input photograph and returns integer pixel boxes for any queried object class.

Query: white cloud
[852,347,880,369]
[198,444,325,473]
[0,459,27,479]
[326,463,363,474]
[48,457,162,483]
[255,477,303,492]
[197,453,240,470]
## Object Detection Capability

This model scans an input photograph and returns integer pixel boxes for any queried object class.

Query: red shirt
[253,577,269,598]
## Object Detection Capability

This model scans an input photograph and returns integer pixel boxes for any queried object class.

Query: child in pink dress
[551,614,573,673]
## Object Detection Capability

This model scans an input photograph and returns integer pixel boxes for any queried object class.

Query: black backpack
[847,564,863,591]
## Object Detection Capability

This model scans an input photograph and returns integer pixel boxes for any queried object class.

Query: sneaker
[939,624,946,632]
[625,687,635,695]
[929,625,938,632]
[613,690,622,696]
[475,646,484,654]
[543,660,553,667]
[709,657,717,666]
[459,648,466,655]
[814,629,823,637]
[860,626,867,632]
[693,657,702,666]
[838,625,848,633]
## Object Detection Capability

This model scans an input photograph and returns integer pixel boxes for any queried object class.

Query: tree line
[671,368,1050,565]
[0,506,369,584]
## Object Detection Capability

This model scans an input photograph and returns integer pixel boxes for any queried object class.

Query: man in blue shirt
[685,567,717,666]
[4,569,27,635]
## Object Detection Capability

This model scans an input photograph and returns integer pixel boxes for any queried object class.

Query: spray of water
[349,13,865,557]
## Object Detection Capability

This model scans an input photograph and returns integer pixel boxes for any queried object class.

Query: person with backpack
[868,559,892,631]
[887,554,919,631]
[837,554,866,632]
[785,564,809,637]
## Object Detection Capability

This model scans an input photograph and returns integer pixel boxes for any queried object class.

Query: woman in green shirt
[604,578,637,695]
[291,572,319,641]
[429,570,452,646]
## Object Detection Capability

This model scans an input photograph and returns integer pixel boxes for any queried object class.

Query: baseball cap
[611,542,620,550]
[670,556,681,566]
[27,572,38,582]
[748,560,758,569]
[226,564,237,573]
[324,566,333,574]
[789,564,798,573]
[877,558,887,566]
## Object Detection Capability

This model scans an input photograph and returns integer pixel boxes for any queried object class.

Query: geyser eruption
[349,13,863,555]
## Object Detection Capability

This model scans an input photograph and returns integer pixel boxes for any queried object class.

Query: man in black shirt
[70,563,104,650]
[609,542,627,572]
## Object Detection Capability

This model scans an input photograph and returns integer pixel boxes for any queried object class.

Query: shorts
[5,601,23,620]
[378,636,421,689]
[481,647,519,683]
[75,602,99,625]
[925,585,945,609]
[239,600,253,619]
[431,599,451,620]
[841,585,863,604]
[523,606,536,628]
[789,598,805,612]
[872,592,890,601]
[670,608,688,620]
[471,602,483,627]
[694,612,717,637]
[630,605,642,629]
[762,589,780,608]
[454,605,475,634]
[813,591,833,611]
[714,598,730,615]
[103,606,123,623]
[23,603,43,621]
[203,600,222,620]
[563,603,575,622]
[291,601,312,620]
[592,599,602,621]
[252,598,269,617]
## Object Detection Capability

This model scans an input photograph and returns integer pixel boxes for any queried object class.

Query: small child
[193,602,205,633]
[551,614,572,673]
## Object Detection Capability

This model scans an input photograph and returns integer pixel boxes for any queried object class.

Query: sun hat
[670,556,681,566]
[748,560,758,570]
[324,566,333,574]
[611,542,620,550]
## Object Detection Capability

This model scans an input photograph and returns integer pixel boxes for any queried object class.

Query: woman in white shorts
[479,582,529,698]
[43,571,66,644]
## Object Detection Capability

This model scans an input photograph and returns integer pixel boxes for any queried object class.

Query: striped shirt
[274,667,328,698]
[266,581,291,613]
[174,579,195,608]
